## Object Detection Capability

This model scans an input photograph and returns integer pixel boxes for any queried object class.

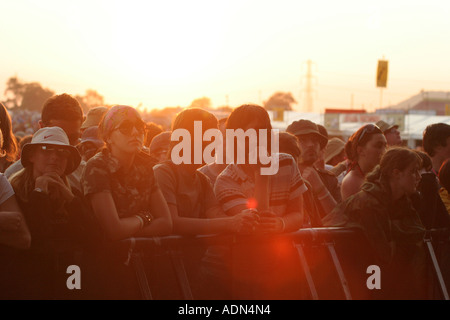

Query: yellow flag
[376,60,388,88]
[273,108,284,121]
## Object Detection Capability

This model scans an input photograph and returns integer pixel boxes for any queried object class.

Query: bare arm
[170,203,258,236]
[341,172,364,201]
[0,195,31,249]
[88,191,145,241]
[134,188,172,237]
[302,167,337,215]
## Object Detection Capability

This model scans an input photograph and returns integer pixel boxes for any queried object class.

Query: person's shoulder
[4,160,23,178]
[278,152,296,165]
[83,149,111,176]
[153,161,173,173]
[153,161,178,184]
[86,149,107,165]
[341,171,364,198]
[135,151,158,168]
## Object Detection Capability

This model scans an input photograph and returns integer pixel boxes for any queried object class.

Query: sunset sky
[1,0,449,113]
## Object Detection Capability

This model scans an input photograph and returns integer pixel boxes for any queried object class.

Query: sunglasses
[114,120,146,136]
[357,124,382,145]
[39,145,72,158]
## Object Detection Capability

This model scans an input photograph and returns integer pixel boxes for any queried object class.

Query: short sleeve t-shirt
[81,149,159,218]
[154,162,221,219]
[214,153,307,216]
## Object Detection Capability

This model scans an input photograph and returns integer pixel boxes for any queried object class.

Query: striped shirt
[214,153,307,216]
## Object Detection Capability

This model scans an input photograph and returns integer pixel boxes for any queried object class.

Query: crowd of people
[0,93,449,300]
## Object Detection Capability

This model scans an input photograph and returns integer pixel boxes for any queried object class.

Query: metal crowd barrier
[115,227,450,300]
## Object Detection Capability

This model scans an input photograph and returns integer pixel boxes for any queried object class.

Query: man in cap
[287,119,341,220]
[375,120,402,147]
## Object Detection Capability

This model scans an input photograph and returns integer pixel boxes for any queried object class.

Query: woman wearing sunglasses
[8,126,90,299]
[82,105,172,240]
[341,124,387,201]
[81,105,172,298]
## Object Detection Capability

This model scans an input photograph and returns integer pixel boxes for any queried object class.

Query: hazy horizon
[1,0,449,113]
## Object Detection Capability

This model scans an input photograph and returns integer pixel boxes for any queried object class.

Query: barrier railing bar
[169,249,194,300]
[131,253,153,300]
[326,242,352,300]
[294,242,319,300]
[424,239,449,300]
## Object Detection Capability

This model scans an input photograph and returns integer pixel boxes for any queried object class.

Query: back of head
[366,147,421,184]
[150,131,171,155]
[226,104,271,131]
[172,107,218,133]
[414,150,432,172]
[345,124,383,162]
[81,106,109,130]
[144,122,164,147]
[325,137,346,164]
[423,123,450,157]
[41,93,84,126]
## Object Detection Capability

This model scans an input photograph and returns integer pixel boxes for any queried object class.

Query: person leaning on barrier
[7,127,90,299]
[81,105,172,241]
[153,108,259,236]
[323,147,428,299]
[213,104,307,299]
[340,124,386,201]
[80,105,172,299]
[215,105,306,233]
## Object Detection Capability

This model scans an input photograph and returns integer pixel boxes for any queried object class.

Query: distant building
[378,90,450,115]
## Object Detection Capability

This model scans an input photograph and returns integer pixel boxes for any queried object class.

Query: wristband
[135,215,144,229]
[136,211,153,227]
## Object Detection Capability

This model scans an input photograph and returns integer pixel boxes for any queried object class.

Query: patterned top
[214,153,308,216]
[323,181,425,264]
[154,161,222,218]
[81,148,159,218]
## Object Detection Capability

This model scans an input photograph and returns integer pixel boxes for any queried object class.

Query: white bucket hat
[21,126,81,175]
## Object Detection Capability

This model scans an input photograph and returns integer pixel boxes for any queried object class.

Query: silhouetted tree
[189,97,212,110]
[4,76,25,109]
[4,76,54,111]
[20,82,54,112]
[75,89,105,113]
[263,92,296,111]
